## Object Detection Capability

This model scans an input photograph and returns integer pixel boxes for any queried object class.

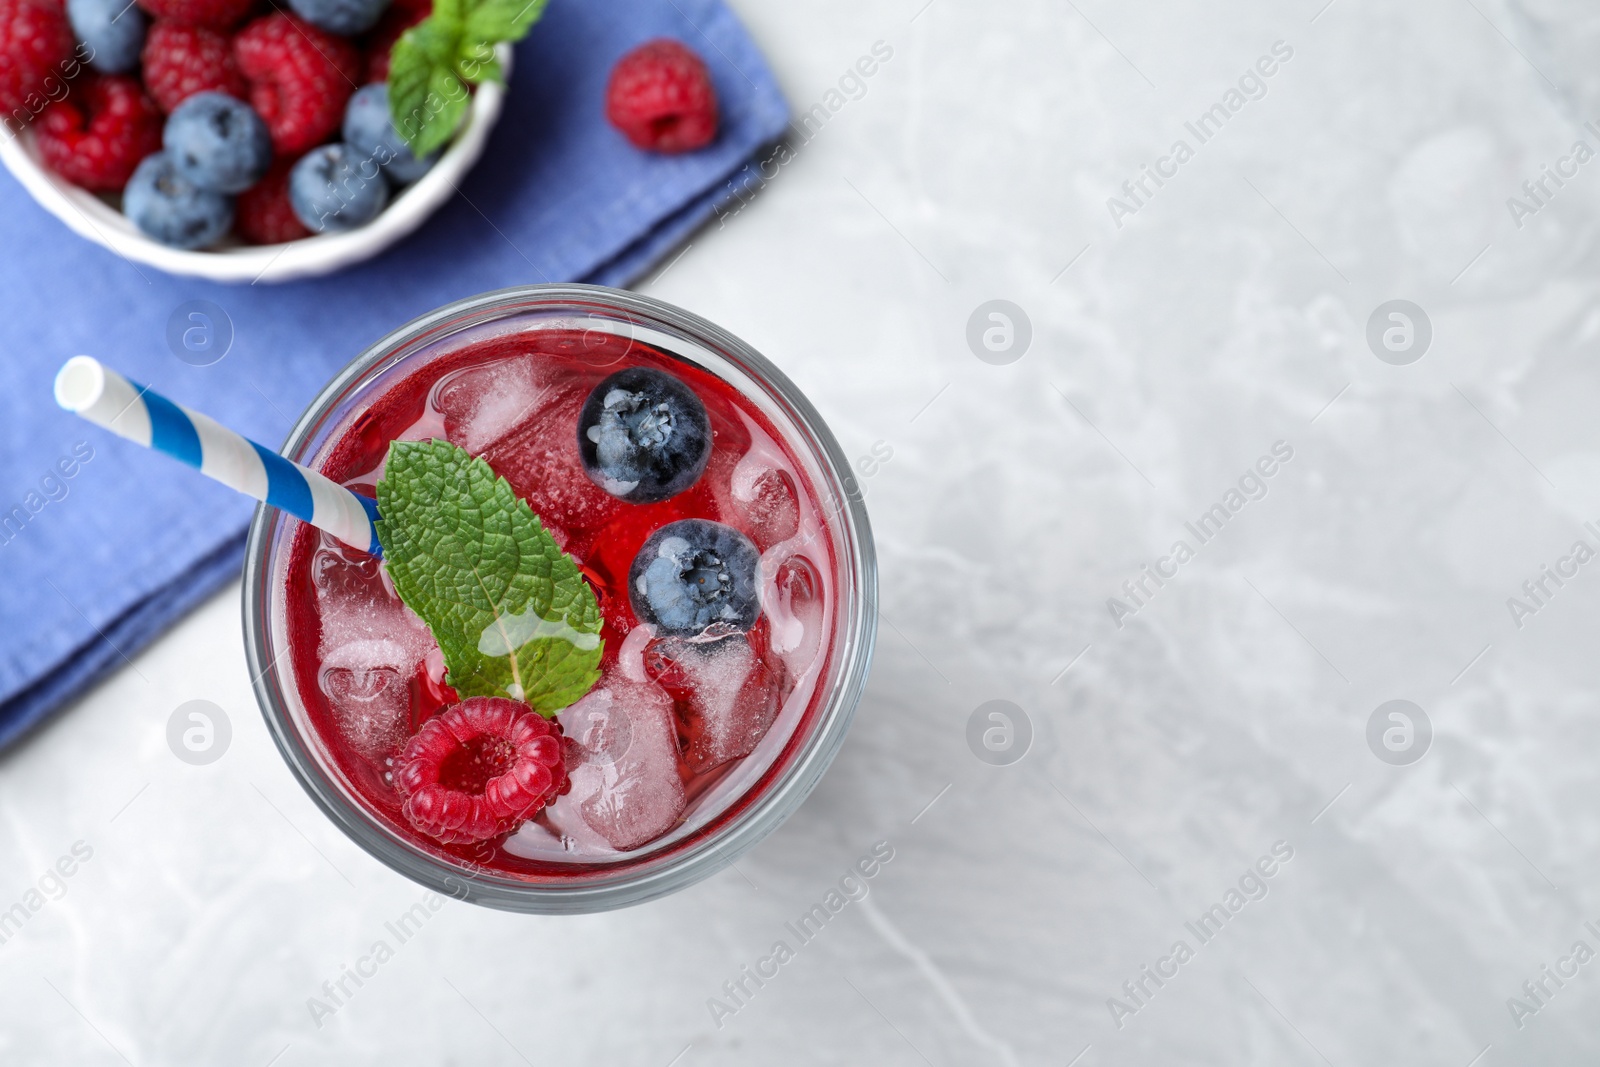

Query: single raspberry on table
[34,74,161,191]
[142,21,245,113]
[605,38,718,154]
[393,697,569,845]
[135,0,255,30]
[235,155,310,244]
[361,0,426,84]
[234,12,359,155]
[0,0,75,122]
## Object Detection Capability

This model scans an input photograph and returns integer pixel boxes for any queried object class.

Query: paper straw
[53,356,382,557]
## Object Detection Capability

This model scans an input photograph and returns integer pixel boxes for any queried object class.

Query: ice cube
[730,441,801,546]
[319,641,411,758]
[766,554,826,680]
[314,547,433,655]
[434,354,553,454]
[484,386,622,531]
[560,681,686,850]
[313,541,437,758]
[655,635,781,773]
[563,687,635,766]
[736,469,800,546]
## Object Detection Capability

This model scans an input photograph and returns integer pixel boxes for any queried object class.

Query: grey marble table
[6,0,1600,1063]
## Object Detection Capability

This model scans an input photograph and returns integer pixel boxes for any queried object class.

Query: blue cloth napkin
[0,0,789,750]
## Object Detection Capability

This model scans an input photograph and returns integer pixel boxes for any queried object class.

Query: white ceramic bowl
[0,46,510,284]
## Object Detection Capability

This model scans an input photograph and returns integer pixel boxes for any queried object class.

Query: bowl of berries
[0,0,535,282]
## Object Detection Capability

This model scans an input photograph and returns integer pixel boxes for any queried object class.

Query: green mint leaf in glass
[375,439,604,717]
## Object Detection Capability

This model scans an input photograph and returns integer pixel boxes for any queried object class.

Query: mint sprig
[388,0,548,156]
[374,438,603,717]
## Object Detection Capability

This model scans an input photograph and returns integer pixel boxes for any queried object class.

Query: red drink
[279,323,839,878]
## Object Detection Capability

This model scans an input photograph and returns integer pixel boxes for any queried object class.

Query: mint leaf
[430,0,464,29]
[423,67,471,154]
[388,24,472,157]
[386,0,549,153]
[456,40,501,85]
[410,15,462,64]
[388,33,441,143]
[375,439,603,717]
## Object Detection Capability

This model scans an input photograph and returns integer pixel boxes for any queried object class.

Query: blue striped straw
[53,356,383,557]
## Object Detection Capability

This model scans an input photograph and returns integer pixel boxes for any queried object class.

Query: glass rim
[241,283,878,913]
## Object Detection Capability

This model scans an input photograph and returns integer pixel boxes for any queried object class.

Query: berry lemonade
[280,325,837,876]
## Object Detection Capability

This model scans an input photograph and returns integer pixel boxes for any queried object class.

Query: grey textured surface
[5,0,1600,1063]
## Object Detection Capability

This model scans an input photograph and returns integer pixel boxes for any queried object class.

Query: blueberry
[288,143,390,233]
[577,367,712,503]
[629,520,762,635]
[286,0,389,35]
[344,84,439,186]
[66,0,146,74]
[163,93,272,195]
[123,152,234,250]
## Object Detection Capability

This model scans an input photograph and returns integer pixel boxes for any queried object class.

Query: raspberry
[361,0,426,84]
[234,12,359,155]
[0,0,74,123]
[235,155,309,243]
[393,698,569,845]
[142,21,244,113]
[34,74,161,191]
[605,38,718,154]
[135,0,254,30]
